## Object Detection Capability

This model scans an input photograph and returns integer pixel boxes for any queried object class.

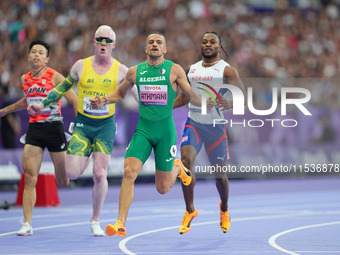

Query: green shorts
[67,113,116,157]
[125,116,177,171]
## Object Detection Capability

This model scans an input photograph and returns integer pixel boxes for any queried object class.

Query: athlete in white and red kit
[174,32,246,234]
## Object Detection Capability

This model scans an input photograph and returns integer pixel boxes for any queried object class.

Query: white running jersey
[187,60,230,124]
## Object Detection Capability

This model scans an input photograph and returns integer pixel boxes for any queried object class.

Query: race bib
[83,97,109,116]
[140,85,167,106]
[26,97,51,114]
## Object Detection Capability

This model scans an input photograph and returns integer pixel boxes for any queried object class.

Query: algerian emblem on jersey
[160,68,166,75]
[170,145,177,157]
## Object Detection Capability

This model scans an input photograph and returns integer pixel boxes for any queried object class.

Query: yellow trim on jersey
[78,56,120,119]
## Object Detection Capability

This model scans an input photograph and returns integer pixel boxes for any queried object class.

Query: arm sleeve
[42,75,77,108]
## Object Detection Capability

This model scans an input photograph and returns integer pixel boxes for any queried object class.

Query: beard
[202,49,218,59]
[148,52,162,61]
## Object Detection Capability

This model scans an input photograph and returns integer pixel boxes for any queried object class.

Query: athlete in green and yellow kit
[91,32,202,237]
[27,25,132,237]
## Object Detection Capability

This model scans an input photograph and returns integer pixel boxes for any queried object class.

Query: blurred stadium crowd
[0,0,340,148]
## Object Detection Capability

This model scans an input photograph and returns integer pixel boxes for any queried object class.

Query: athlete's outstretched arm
[117,64,139,103]
[90,66,137,109]
[218,66,246,111]
[172,64,201,107]
[173,66,191,109]
[53,72,78,117]
[0,75,29,117]
[27,60,82,115]
[173,90,189,109]
[0,98,27,117]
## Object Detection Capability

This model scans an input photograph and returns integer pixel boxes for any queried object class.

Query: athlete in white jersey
[174,32,246,234]
[188,59,230,124]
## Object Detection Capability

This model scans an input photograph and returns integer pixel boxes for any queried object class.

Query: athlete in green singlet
[90,32,201,237]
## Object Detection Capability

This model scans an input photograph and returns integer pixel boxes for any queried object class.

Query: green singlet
[125,59,178,171]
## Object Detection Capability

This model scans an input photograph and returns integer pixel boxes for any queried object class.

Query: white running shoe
[17,222,33,236]
[90,220,105,237]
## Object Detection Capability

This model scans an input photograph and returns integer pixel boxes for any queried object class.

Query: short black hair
[146,32,167,46]
[29,40,51,57]
[201,31,221,45]
[201,31,228,57]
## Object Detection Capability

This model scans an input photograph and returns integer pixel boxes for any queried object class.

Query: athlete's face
[28,44,49,68]
[93,29,116,58]
[145,34,167,60]
[201,34,220,59]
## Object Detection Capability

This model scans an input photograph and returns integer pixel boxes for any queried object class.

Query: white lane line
[295,252,340,254]
[0,212,188,237]
[268,221,340,255]
[118,212,318,255]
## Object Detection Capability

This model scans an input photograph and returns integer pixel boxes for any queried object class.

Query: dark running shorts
[25,121,67,152]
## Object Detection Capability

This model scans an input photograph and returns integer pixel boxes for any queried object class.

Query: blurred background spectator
[0,85,21,148]
[0,0,339,149]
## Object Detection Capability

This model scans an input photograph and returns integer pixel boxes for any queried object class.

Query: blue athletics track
[0,177,339,255]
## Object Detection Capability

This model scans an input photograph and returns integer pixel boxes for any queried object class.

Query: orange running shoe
[105,220,127,237]
[219,201,231,233]
[174,159,192,186]
[179,208,198,234]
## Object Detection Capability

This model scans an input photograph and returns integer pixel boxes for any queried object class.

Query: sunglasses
[95,37,114,44]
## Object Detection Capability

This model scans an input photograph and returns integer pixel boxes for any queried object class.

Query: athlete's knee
[215,176,228,185]
[123,165,138,183]
[24,172,38,188]
[67,169,81,180]
[156,181,170,194]
[92,168,107,184]
[181,157,191,170]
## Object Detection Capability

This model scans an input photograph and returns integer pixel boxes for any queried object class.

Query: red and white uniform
[23,67,63,123]
[187,60,230,124]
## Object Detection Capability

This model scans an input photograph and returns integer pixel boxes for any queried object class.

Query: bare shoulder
[119,63,129,74]
[172,63,185,73]
[20,74,25,86]
[52,72,66,86]
[70,59,85,80]
[171,63,186,78]
[224,65,240,79]
[125,65,137,83]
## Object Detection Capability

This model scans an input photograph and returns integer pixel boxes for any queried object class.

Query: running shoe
[219,201,231,233]
[90,220,105,237]
[105,220,126,237]
[17,222,33,236]
[179,208,198,234]
[174,159,192,186]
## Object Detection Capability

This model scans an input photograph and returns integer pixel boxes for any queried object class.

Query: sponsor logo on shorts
[170,145,177,157]
[61,143,65,149]
[217,156,225,161]
[181,136,188,143]
[166,158,173,162]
